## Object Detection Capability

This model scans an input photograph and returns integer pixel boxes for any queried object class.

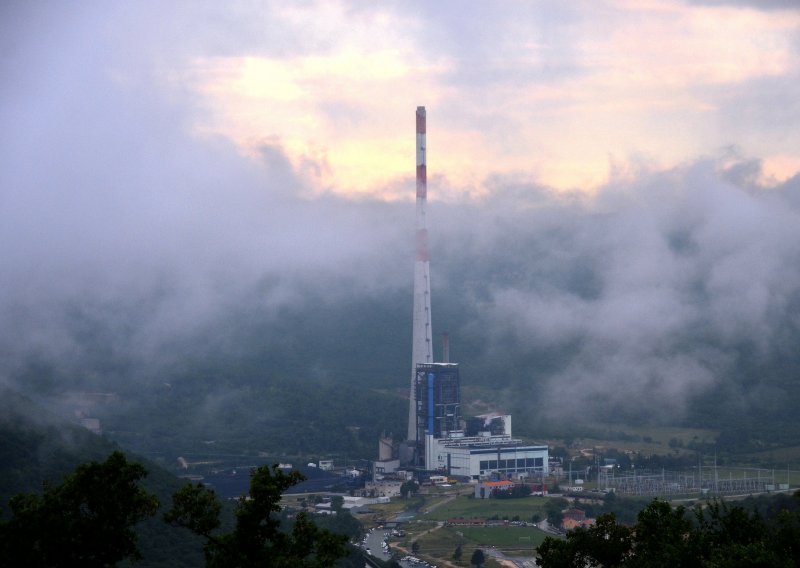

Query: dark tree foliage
[625,500,697,568]
[545,496,569,527]
[330,494,344,513]
[597,492,652,525]
[453,543,463,560]
[470,547,485,567]
[166,464,348,567]
[537,493,800,568]
[0,451,159,568]
[312,508,362,542]
[400,480,419,498]
[537,514,633,568]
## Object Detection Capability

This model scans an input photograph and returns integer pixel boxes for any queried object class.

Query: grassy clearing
[366,498,411,518]
[456,525,550,549]
[744,446,800,469]
[611,425,718,446]
[566,424,719,457]
[421,494,548,522]
[399,525,507,568]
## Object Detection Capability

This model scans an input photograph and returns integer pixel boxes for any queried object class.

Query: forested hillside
[0,390,205,567]
[7,260,800,465]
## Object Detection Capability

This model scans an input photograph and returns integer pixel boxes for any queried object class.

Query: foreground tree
[537,494,800,568]
[536,513,634,568]
[471,547,486,567]
[0,451,159,568]
[166,464,348,567]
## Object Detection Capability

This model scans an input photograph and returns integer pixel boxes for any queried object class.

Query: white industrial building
[411,361,549,479]
[424,416,548,480]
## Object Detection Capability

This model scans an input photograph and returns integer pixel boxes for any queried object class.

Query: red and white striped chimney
[408,106,434,442]
[416,106,428,261]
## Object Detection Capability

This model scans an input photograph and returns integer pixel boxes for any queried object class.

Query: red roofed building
[562,508,596,530]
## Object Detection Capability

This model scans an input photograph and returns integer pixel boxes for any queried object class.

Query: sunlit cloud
[188,50,448,197]
[761,155,800,186]
[177,0,800,197]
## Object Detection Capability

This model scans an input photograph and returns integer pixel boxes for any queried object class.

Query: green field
[564,424,719,457]
[457,525,550,549]
[397,524,546,568]
[421,494,548,522]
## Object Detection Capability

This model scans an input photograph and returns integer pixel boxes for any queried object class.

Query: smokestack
[442,332,450,364]
[408,106,433,442]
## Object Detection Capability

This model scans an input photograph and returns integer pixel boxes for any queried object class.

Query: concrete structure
[408,105,433,442]
[374,459,400,478]
[364,480,404,498]
[424,433,549,480]
[379,433,394,461]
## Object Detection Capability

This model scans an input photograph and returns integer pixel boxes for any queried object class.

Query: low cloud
[436,159,800,423]
[3,1,800,433]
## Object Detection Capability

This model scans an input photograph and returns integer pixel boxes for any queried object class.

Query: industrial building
[413,363,461,443]
[412,362,548,479]
[421,417,548,480]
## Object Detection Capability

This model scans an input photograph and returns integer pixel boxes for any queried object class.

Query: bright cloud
[175,0,800,197]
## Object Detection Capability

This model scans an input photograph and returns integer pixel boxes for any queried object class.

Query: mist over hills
[4,154,800,459]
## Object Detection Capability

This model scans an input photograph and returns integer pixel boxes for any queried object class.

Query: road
[363,527,392,562]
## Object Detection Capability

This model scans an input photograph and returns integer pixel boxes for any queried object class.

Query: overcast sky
[3,1,800,420]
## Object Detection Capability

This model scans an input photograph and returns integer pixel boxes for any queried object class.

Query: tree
[537,513,632,568]
[626,500,694,568]
[536,537,578,568]
[537,494,800,568]
[330,495,344,514]
[545,497,568,527]
[166,464,348,567]
[0,451,158,567]
[400,480,418,499]
[411,540,420,554]
[470,547,485,567]
[453,543,462,560]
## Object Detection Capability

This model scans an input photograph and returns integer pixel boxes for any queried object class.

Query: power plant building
[425,432,549,480]
[414,363,461,443]
[412,361,548,480]
[404,106,548,479]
